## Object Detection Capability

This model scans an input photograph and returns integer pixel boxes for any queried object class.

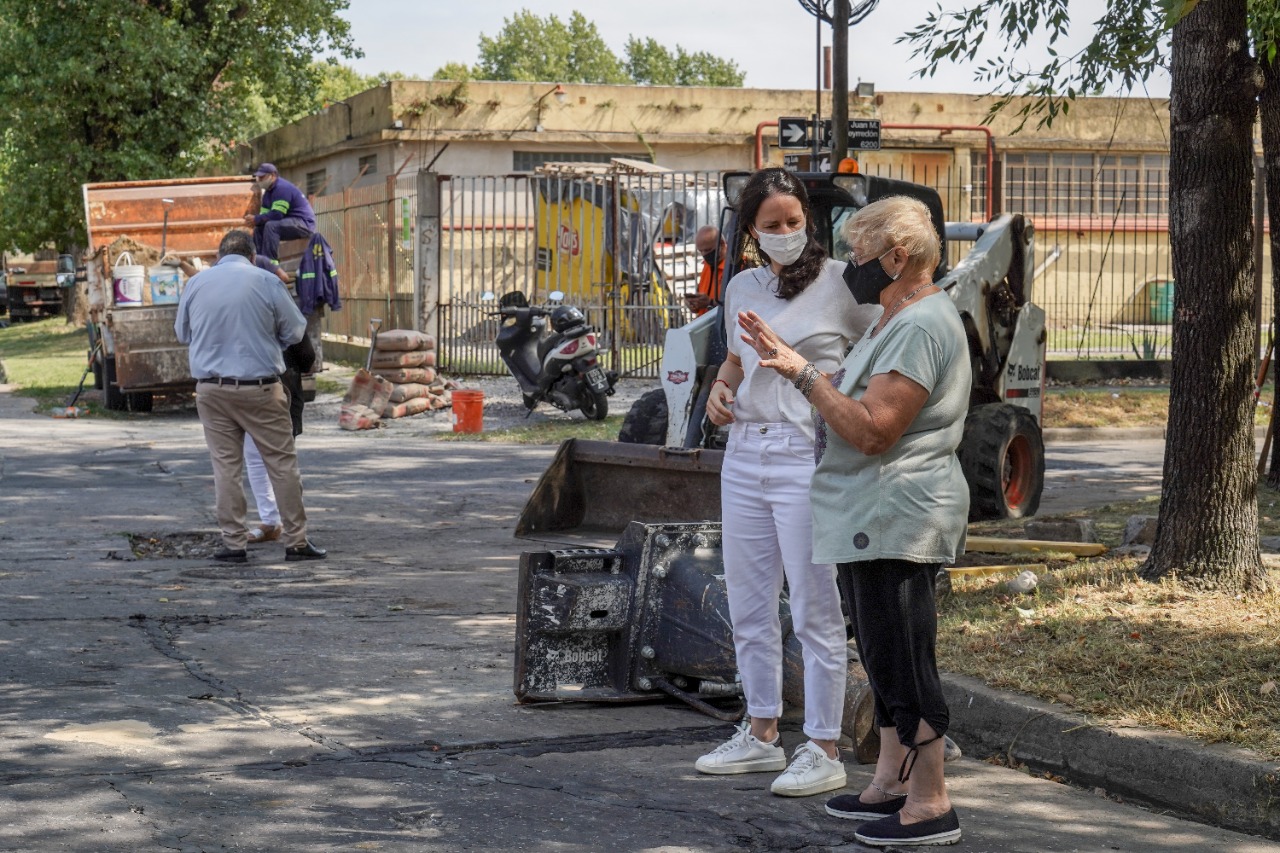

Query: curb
[1042,426,1166,443]
[943,673,1280,840]
[1043,425,1268,444]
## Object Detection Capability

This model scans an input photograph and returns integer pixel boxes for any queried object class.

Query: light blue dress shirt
[174,254,306,380]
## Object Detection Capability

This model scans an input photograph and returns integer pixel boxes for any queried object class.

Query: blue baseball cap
[253,163,278,177]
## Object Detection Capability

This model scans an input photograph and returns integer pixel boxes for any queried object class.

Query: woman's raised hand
[738,310,805,381]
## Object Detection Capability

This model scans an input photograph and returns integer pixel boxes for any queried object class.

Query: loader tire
[959,402,1044,522]
[618,389,668,444]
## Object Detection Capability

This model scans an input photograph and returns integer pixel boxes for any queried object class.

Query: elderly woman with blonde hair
[737,194,971,847]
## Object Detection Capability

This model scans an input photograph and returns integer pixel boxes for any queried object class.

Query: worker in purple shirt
[243,163,316,268]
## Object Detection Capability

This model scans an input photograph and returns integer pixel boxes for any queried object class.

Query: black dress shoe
[213,547,247,563]
[285,540,327,561]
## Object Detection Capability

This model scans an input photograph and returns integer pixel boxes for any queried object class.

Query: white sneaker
[769,741,847,797]
[694,721,787,775]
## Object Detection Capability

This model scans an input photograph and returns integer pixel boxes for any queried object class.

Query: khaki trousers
[195,382,307,549]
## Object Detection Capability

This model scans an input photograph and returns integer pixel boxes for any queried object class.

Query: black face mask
[701,251,719,267]
[843,250,898,305]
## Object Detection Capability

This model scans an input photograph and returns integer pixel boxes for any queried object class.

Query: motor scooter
[489,290,617,420]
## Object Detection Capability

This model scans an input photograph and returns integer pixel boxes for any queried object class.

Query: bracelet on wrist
[712,378,731,391]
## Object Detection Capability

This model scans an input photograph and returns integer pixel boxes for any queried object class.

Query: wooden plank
[948,563,1047,577]
[964,536,1107,557]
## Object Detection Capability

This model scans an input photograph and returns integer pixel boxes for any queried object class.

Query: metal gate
[434,167,725,379]
[314,174,417,343]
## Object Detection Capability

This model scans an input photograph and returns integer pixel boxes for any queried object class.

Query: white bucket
[148,265,182,304]
[112,252,145,306]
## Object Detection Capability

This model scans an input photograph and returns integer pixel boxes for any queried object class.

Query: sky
[339,0,1171,99]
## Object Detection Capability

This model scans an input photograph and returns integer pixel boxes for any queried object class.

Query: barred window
[513,150,652,172]
[358,154,378,176]
[1004,152,1168,218]
[305,169,328,196]
[970,149,988,220]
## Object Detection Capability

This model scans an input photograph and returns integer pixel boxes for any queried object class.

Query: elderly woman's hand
[738,310,806,382]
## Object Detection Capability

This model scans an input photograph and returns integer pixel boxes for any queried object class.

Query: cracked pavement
[0,384,1275,852]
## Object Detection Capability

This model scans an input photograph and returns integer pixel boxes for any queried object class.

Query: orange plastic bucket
[451,389,484,433]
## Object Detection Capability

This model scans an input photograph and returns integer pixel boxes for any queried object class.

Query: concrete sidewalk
[0,387,1277,851]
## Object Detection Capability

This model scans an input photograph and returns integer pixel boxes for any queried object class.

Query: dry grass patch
[1043,389,1169,428]
[938,557,1280,759]
[951,488,1280,759]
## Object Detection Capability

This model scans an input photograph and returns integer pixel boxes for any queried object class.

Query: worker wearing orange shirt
[684,225,727,317]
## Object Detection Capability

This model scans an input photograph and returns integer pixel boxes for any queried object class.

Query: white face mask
[755,227,807,266]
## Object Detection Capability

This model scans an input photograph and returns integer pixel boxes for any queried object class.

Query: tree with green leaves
[475,10,627,84]
[905,0,1273,592]
[0,0,357,252]
[624,37,745,87]
[447,10,744,87]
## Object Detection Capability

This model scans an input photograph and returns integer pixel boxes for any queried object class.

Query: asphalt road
[1,385,1274,852]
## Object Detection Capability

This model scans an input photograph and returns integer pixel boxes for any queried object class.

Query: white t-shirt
[723,258,881,443]
[810,291,972,564]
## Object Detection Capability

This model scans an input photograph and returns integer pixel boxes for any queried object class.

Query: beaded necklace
[870,283,935,338]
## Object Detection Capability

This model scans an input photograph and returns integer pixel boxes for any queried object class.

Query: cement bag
[369,349,436,369]
[373,367,436,385]
[382,397,433,419]
[338,403,382,431]
[374,330,436,352]
[427,390,451,410]
[388,383,431,403]
[343,369,395,414]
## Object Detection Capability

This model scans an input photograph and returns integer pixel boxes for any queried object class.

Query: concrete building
[245,80,1271,370]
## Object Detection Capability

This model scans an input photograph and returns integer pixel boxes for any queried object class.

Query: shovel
[53,337,102,418]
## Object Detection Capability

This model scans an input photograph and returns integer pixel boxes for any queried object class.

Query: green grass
[435,414,624,444]
[1046,326,1174,359]
[0,318,104,413]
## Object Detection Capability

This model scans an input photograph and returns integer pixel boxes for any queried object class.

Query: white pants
[720,421,847,741]
[243,434,279,527]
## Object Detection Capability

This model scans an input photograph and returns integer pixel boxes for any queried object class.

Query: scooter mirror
[481,291,495,302]
[548,290,565,304]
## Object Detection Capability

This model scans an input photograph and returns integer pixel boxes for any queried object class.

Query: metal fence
[313,174,416,345]
[318,156,1273,376]
[434,168,724,378]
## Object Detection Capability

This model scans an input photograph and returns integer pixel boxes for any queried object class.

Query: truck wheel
[103,356,128,411]
[618,389,668,444]
[959,403,1045,522]
[580,388,609,421]
[126,391,153,413]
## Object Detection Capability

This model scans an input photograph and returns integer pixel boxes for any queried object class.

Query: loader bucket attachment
[515,439,724,541]
[513,521,882,762]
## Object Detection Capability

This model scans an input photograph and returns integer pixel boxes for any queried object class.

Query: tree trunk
[1139,0,1268,591]
[1262,54,1280,485]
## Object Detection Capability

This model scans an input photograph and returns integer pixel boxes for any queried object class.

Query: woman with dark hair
[737,195,969,846]
[693,167,880,797]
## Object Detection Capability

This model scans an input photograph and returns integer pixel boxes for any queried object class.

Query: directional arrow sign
[777,117,811,150]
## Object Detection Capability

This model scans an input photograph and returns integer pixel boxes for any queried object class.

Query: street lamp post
[797,0,880,168]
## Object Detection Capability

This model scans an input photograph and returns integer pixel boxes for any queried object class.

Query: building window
[1003,152,1169,219]
[358,154,378,176]
[513,151,652,172]
[305,169,328,196]
[970,150,988,221]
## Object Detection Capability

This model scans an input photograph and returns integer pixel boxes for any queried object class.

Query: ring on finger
[767,348,778,357]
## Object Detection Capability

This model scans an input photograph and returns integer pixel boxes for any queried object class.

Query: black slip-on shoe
[285,540,327,561]
[213,547,248,564]
[854,809,961,847]
[825,792,907,821]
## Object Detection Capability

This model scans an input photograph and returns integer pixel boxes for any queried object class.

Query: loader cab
[718,171,950,286]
